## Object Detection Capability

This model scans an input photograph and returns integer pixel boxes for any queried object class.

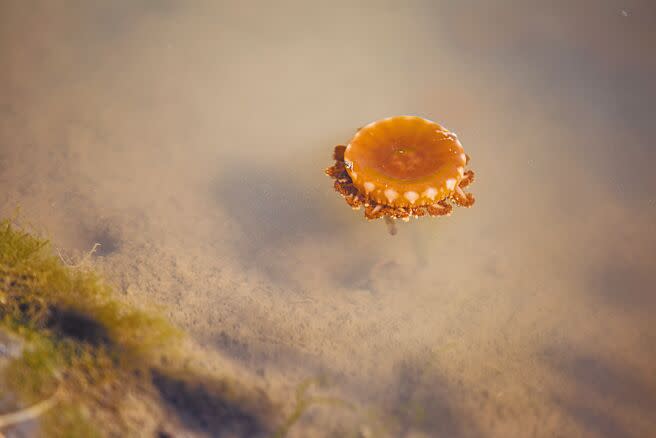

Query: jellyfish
[325,116,475,233]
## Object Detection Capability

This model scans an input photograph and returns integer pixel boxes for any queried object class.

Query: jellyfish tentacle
[394,208,411,221]
[459,169,475,189]
[334,180,349,197]
[365,203,383,220]
[325,162,345,178]
[346,193,364,210]
[414,207,428,217]
[333,145,347,161]
[426,202,452,217]
[384,216,397,235]
[452,186,475,207]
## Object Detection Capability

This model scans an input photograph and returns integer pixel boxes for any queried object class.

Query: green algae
[0,217,362,437]
[0,217,181,436]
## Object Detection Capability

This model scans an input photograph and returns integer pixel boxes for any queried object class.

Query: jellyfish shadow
[212,163,344,282]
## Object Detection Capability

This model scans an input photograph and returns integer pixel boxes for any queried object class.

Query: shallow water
[1,1,655,436]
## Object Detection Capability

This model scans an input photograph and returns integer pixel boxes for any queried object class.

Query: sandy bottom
[1,1,655,436]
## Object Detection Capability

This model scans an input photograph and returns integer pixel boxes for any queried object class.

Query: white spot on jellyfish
[346,144,352,152]
[404,191,419,204]
[460,153,467,163]
[344,160,353,170]
[457,167,465,177]
[384,188,398,203]
[423,187,438,200]
[446,178,457,190]
[364,181,375,194]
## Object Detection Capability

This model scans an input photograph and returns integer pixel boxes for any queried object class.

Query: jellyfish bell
[326,116,475,225]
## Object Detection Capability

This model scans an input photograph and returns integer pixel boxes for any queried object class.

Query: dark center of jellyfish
[376,142,441,180]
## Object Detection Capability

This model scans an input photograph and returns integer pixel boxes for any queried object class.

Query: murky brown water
[1,1,655,436]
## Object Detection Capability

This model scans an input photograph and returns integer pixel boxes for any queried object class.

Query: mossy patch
[0,217,277,437]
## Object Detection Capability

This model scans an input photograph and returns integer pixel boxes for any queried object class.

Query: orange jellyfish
[326,116,475,232]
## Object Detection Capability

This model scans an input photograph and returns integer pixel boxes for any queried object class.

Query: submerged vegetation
[0,217,276,437]
[273,377,353,438]
[0,216,367,437]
